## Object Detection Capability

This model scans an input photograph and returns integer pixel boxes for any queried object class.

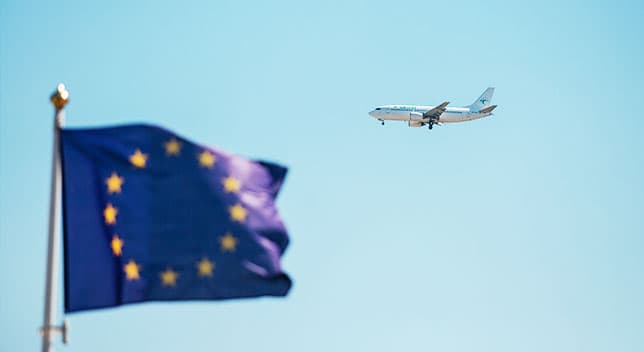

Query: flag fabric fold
[60,124,291,313]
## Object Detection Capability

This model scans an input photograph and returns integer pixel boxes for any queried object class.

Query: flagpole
[41,83,69,352]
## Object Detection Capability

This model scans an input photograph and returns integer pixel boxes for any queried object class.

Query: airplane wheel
[381,121,384,126]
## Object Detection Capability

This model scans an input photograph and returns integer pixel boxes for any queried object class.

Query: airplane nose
[368,110,376,118]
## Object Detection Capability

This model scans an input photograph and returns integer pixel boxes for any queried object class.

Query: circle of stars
[100,137,248,289]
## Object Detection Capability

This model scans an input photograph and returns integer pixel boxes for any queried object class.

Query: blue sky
[1,0,644,351]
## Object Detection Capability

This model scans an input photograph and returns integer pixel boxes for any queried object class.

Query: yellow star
[103,203,118,225]
[164,138,182,156]
[219,232,238,252]
[196,257,215,278]
[110,234,124,256]
[198,150,216,168]
[129,149,148,168]
[124,259,141,280]
[105,172,124,194]
[229,203,247,223]
[160,267,179,287]
[222,176,241,193]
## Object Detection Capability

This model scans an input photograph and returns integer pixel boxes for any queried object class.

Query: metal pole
[41,83,69,352]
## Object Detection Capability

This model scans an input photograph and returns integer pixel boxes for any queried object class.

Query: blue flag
[60,124,291,313]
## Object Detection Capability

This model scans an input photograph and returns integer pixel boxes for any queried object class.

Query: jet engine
[408,112,424,127]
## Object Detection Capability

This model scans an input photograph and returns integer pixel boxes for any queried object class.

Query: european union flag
[60,124,291,313]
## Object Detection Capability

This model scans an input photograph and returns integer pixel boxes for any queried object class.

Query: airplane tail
[469,87,495,112]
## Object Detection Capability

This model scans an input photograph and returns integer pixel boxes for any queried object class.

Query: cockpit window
[375,108,381,110]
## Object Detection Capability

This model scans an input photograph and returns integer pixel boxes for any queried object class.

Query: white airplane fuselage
[368,87,497,129]
[368,105,490,124]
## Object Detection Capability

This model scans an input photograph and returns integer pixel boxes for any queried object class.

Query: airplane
[368,87,497,130]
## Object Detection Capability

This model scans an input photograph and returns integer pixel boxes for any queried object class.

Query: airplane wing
[479,105,497,114]
[423,101,449,121]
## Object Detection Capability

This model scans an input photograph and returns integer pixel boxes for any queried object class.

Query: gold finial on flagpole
[42,83,69,352]
[50,83,69,111]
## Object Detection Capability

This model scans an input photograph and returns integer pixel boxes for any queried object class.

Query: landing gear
[428,122,433,130]
[380,120,384,126]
